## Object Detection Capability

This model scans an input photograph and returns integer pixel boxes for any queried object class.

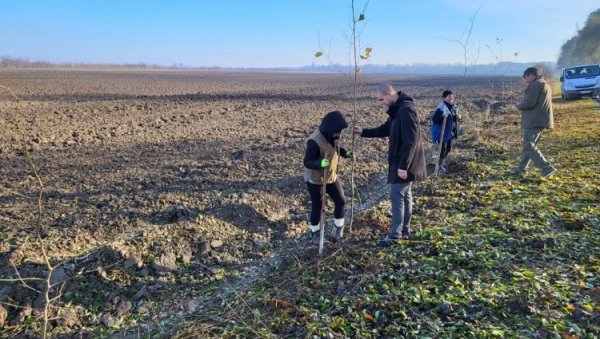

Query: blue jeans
[389,182,412,238]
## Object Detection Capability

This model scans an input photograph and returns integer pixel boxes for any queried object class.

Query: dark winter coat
[361,92,427,183]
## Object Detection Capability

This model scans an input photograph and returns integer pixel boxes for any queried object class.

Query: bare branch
[0,186,31,200]
[1,84,55,339]
[0,301,33,310]
[8,262,43,294]
[435,7,481,78]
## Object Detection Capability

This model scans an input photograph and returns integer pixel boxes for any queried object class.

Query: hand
[397,169,408,179]
[352,126,363,135]
[320,158,330,168]
[345,149,353,158]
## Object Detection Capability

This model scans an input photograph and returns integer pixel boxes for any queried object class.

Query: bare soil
[0,69,520,336]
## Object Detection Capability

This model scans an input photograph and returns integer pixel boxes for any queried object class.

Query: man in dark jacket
[353,84,427,247]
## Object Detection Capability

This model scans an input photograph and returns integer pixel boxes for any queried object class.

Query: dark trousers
[306,179,345,225]
[439,140,452,164]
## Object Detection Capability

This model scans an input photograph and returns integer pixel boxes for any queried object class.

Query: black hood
[319,111,348,143]
[387,91,414,117]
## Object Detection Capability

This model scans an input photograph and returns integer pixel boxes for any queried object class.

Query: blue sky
[1,1,597,67]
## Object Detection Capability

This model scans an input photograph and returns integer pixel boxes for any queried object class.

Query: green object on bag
[320,158,330,168]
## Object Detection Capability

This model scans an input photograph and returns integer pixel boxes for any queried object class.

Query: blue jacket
[431,101,458,143]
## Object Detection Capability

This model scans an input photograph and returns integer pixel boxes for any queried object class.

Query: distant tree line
[0,55,555,76]
[0,56,54,68]
[557,8,600,68]
[0,56,170,69]
[296,61,556,76]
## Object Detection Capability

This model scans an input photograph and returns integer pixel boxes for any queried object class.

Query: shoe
[330,226,344,243]
[400,227,411,239]
[542,167,557,178]
[311,231,320,245]
[438,166,447,174]
[509,168,526,175]
[377,235,398,248]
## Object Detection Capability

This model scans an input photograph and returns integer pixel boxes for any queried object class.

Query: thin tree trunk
[318,165,329,256]
[349,0,358,234]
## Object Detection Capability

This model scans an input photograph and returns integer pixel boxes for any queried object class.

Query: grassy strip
[175,96,599,338]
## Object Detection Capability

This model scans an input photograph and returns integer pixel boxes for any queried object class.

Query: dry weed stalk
[0,84,62,338]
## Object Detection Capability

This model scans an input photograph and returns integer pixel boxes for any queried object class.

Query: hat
[319,110,348,137]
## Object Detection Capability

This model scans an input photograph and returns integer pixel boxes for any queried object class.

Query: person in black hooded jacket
[304,111,352,244]
[353,84,427,247]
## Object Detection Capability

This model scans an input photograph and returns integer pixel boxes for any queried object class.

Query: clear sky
[1,0,597,68]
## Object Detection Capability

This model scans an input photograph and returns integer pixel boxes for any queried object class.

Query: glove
[320,158,330,168]
[345,149,353,158]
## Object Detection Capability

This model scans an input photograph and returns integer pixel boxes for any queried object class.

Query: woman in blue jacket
[431,90,458,174]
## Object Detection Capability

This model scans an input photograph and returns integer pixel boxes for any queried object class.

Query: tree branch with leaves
[314,0,371,234]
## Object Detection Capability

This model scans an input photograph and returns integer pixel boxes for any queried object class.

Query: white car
[560,64,600,100]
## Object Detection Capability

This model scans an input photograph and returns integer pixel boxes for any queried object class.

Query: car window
[565,65,600,79]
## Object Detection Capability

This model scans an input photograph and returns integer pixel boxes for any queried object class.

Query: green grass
[173,94,600,338]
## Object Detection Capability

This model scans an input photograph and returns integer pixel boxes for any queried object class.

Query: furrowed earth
[1,69,597,337]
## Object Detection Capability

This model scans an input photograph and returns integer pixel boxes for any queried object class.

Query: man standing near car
[512,67,557,177]
[353,84,427,247]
